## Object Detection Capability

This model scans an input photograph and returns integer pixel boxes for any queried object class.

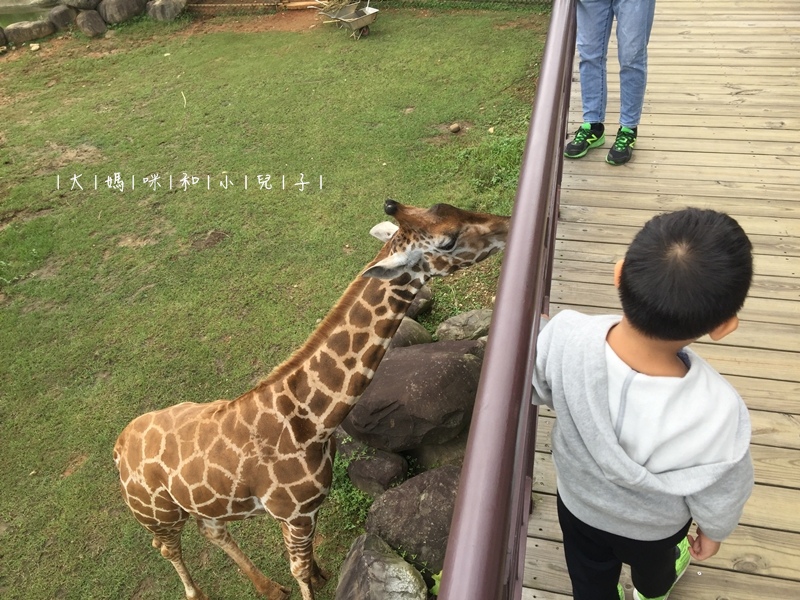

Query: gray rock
[342,340,484,453]
[146,0,185,21]
[3,20,55,45]
[388,317,433,350]
[348,450,408,498]
[403,427,469,472]
[97,0,145,24]
[435,308,494,341]
[365,465,460,585]
[335,534,427,600]
[406,285,433,320]
[75,10,106,37]
[0,28,7,48]
[62,0,101,9]
[48,5,77,30]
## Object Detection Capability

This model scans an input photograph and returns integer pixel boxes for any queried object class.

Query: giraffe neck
[253,259,426,442]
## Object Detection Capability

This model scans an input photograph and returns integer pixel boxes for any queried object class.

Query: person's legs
[614,0,656,129]
[577,0,616,124]
[557,494,622,600]
[613,521,691,599]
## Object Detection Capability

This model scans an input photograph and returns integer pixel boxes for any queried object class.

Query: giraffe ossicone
[113,199,510,600]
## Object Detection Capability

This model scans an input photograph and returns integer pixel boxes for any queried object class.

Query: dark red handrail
[438,1,576,598]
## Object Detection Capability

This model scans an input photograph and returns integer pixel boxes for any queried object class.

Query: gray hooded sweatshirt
[532,310,753,542]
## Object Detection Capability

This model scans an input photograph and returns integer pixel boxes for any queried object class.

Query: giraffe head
[362,199,510,281]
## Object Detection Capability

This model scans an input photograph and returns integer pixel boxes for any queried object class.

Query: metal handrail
[438,1,577,598]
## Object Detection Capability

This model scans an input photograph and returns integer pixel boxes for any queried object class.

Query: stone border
[0,0,187,48]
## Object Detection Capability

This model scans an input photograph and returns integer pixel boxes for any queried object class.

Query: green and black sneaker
[606,126,638,165]
[564,122,605,158]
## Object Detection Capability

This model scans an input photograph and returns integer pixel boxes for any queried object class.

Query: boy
[532,208,754,600]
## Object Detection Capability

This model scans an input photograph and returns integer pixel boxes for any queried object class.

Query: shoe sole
[564,135,605,159]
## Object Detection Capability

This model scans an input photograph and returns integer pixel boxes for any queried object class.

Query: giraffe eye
[439,236,458,251]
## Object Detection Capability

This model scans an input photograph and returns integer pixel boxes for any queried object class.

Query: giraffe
[113,199,510,600]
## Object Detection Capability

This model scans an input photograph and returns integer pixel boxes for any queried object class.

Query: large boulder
[403,427,469,472]
[146,0,185,21]
[75,10,106,36]
[347,449,408,498]
[335,534,428,600]
[48,5,77,30]
[62,0,100,9]
[365,465,460,585]
[0,28,7,47]
[388,317,432,349]
[436,308,493,341]
[97,0,146,24]
[342,340,484,452]
[3,20,55,45]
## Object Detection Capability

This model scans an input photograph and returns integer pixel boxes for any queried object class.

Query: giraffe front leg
[280,519,329,600]
[196,519,290,600]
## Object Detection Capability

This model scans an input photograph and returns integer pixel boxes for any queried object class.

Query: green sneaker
[633,537,691,600]
[606,126,638,165]
[564,122,605,158]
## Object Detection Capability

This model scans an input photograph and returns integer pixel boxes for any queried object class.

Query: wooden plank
[521,588,572,600]
[557,206,800,241]
[524,536,800,598]
[549,277,800,328]
[556,222,800,261]
[561,174,799,203]
[551,263,800,304]
[563,160,800,185]
[528,493,800,582]
[531,453,800,532]
[535,416,800,471]
[559,191,800,221]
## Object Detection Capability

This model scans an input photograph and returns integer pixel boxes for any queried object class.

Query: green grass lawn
[0,8,547,599]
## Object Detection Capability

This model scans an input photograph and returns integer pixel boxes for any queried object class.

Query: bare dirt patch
[182,8,322,35]
[191,229,229,250]
[426,121,474,146]
[34,141,105,175]
[30,256,61,280]
[494,14,549,33]
[0,207,54,233]
[118,235,158,248]
[61,454,89,478]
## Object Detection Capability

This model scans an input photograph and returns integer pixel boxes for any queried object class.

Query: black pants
[557,493,691,600]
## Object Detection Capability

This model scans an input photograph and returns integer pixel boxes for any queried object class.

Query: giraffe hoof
[260,581,290,600]
[265,587,290,600]
[311,568,330,589]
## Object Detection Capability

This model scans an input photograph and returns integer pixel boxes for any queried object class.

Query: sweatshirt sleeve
[531,316,554,409]
[685,450,754,541]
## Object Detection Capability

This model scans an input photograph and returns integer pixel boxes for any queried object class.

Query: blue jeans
[576,0,656,129]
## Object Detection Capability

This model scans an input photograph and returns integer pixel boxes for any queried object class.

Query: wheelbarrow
[320,1,379,40]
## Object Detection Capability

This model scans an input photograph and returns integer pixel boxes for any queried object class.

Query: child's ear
[709,316,739,341]
[614,259,624,288]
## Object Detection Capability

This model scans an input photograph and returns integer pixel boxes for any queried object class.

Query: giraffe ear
[362,250,422,280]
[370,221,399,242]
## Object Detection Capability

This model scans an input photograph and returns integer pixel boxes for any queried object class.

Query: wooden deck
[523,1,800,598]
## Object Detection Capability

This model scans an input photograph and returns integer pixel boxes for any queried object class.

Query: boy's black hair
[618,208,753,341]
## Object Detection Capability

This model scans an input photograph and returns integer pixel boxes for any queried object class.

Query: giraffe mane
[256,243,392,389]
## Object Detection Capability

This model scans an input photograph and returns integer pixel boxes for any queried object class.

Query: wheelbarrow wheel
[360,25,370,37]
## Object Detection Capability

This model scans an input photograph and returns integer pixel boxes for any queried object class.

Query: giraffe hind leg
[196,518,290,600]
[280,519,329,600]
[148,524,209,600]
